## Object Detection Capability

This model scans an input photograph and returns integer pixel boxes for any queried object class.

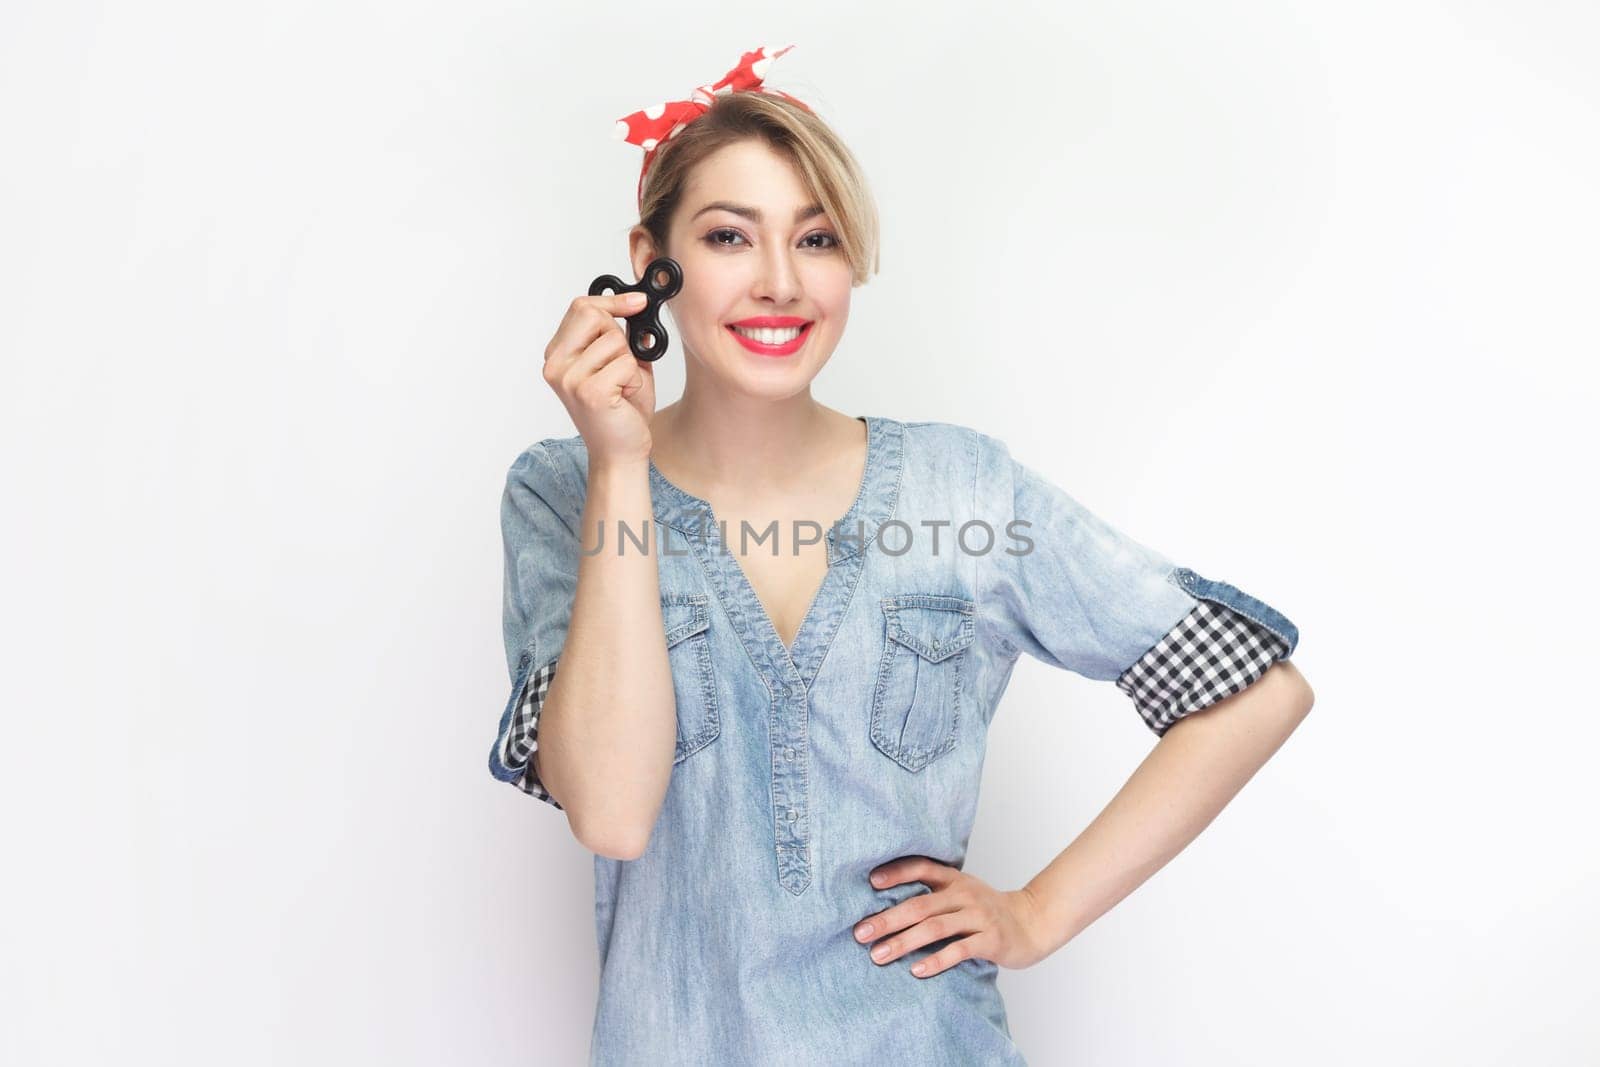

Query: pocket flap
[662,594,711,648]
[882,594,975,663]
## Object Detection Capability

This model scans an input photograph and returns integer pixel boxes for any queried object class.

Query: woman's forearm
[1022,660,1316,955]
[534,460,676,859]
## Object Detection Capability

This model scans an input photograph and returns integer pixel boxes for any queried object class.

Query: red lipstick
[725,317,813,357]
[729,316,810,328]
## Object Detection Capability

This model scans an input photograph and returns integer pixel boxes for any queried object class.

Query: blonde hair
[635,91,881,286]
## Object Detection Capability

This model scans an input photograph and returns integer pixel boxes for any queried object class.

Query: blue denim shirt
[489,415,1298,1065]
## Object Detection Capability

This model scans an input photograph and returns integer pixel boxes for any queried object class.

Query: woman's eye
[701,228,841,250]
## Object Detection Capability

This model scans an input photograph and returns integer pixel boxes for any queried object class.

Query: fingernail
[628,292,647,304]
[871,944,890,962]
[854,922,873,940]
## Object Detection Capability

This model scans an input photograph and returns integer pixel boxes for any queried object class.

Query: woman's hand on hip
[853,856,1054,977]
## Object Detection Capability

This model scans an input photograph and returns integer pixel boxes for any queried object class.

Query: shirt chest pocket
[870,594,976,773]
[662,593,721,763]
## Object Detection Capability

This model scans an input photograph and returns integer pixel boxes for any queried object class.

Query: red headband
[612,44,813,208]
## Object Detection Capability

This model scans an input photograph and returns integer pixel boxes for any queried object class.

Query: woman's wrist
[588,456,651,485]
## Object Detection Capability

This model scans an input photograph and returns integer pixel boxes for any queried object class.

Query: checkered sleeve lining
[1116,599,1292,737]
[497,657,564,809]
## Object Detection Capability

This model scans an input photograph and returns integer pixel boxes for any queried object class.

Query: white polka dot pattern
[611,45,813,207]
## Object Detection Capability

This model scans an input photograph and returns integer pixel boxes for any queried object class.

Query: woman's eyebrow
[689,201,826,224]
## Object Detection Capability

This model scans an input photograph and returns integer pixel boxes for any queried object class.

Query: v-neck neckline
[645,414,903,682]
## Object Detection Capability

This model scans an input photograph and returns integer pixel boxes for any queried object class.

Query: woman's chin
[683,333,831,393]
[712,361,822,399]
[710,343,820,376]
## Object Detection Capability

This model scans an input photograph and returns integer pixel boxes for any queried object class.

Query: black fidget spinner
[588,256,683,362]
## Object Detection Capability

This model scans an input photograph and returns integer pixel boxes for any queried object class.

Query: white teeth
[730,324,804,344]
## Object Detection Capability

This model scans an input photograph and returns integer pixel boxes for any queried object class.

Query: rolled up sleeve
[486,442,580,809]
[975,432,1299,736]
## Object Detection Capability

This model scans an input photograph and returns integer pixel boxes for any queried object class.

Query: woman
[488,45,1314,1065]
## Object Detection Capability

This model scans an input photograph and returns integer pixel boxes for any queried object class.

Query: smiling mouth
[727,323,811,343]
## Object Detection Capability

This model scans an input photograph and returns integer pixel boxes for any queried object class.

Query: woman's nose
[751,248,802,302]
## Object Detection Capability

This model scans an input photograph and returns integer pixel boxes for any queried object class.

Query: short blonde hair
[635,91,881,286]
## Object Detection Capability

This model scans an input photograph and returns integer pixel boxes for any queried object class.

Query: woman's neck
[649,396,857,505]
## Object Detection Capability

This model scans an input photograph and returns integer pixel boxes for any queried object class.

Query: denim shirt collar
[646,415,905,566]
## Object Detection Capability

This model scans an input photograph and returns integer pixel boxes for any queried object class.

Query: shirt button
[787,808,798,822]
[784,747,796,761]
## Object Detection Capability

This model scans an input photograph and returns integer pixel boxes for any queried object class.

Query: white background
[4,2,1597,1064]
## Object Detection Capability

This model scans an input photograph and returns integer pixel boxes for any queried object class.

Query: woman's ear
[627,226,658,285]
